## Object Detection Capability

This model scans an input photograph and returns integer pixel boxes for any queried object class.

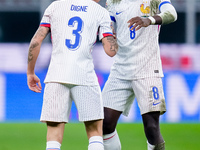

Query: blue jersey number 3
[66,16,83,50]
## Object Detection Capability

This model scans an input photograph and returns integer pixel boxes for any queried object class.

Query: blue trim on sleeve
[159,1,171,11]
[40,23,50,25]
[40,23,50,28]
[103,32,113,37]
[110,16,116,22]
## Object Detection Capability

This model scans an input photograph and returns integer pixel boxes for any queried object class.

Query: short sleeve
[159,0,171,11]
[98,9,113,40]
[40,3,53,28]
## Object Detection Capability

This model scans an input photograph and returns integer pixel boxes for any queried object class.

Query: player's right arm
[27,26,50,93]
[27,3,52,93]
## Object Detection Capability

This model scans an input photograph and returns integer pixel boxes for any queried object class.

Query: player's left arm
[102,35,118,57]
[27,26,50,93]
[99,7,118,57]
[128,0,177,31]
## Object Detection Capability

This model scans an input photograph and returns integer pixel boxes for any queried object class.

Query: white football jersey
[106,0,172,79]
[40,0,113,85]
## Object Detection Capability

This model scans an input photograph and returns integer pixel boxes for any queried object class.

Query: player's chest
[114,0,160,20]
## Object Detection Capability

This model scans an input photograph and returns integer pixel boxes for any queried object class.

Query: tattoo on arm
[28,49,33,63]
[28,26,49,64]
[28,41,39,63]
[34,27,49,39]
[106,36,118,52]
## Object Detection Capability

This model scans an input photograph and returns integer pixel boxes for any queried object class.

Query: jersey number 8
[130,25,136,40]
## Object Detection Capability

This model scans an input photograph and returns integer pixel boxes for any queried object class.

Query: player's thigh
[132,77,166,115]
[41,82,72,123]
[71,85,103,122]
[102,77,135,116]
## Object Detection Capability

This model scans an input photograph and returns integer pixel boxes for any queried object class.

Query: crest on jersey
[140,0,160,17]
[140,1,150,17]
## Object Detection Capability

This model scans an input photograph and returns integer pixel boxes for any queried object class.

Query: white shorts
[40,82,104,123]
[102,77,166,116]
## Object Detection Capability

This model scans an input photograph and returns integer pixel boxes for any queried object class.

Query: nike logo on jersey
[116,11,123,15]
[153,102,161,106]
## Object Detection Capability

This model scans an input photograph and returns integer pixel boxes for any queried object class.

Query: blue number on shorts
[65,16,83,50]
[152,86,159,100]
[130,25,136,40]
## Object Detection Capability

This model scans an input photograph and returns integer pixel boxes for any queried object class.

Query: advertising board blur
[0,43,200,122]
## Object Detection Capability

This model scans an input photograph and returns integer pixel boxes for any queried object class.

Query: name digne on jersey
[70,4,88,12]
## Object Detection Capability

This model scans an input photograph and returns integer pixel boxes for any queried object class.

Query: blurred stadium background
[0,0,200,149]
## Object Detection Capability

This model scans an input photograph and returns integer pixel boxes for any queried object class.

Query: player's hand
[127,16,151,31]
[27,74,42,93]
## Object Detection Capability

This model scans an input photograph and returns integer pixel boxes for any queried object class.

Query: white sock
[88,136,104,150]
[46,141,61,150]
[148,141,155,150]
[103,130,121,150]
[147,141,165,150]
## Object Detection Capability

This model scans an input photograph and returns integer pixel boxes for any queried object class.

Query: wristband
[148,16,156,25]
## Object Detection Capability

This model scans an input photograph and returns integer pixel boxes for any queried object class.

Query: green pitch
[0,123,199,150]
